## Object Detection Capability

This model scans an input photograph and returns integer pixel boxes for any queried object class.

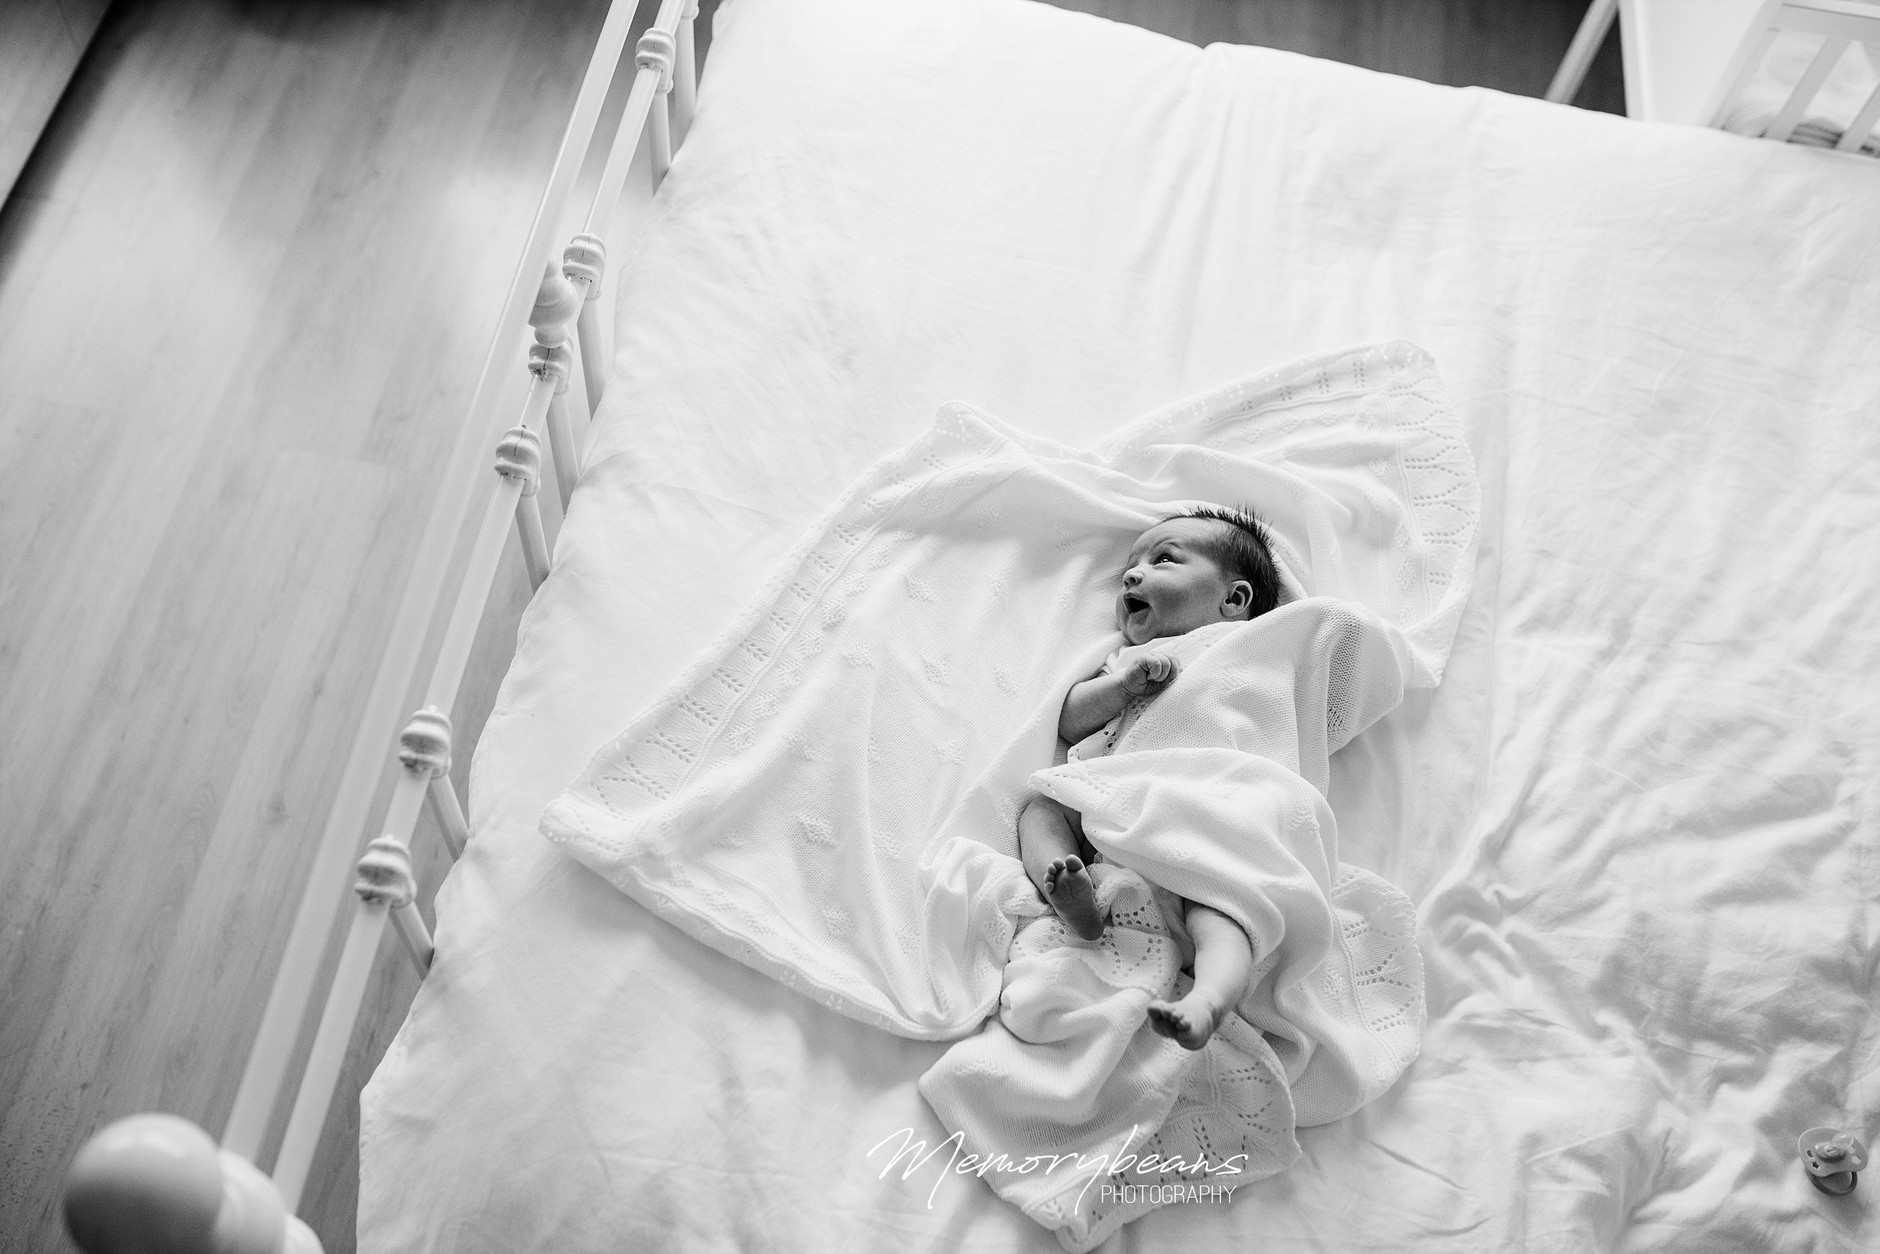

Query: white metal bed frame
[61,1,700,1250]
[59,1,1880,1250]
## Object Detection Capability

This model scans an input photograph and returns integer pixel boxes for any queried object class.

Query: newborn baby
[1015,505,1282,1051]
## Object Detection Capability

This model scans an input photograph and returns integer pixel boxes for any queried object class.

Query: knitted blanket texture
[539,341,1479,1248]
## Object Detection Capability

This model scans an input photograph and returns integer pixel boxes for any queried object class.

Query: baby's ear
[1225,580,1255,618]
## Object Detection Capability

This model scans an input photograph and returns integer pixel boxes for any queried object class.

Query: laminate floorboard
[0,2,1618,1251]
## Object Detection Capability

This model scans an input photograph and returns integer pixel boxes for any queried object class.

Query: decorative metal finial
[562,233,606,297]
[354,835,417,909]
[494,426,542,497]
[637,29,676,93]
[529,341,573,395]
[397,707,452,777]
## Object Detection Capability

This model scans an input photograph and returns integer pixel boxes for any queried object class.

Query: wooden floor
[0,1,1618,1250]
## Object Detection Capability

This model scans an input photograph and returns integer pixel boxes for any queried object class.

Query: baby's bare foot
[1146,990,1226,1051]
[1043,855,1105,941]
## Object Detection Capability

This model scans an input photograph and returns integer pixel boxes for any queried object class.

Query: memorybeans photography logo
[867,1124,1244,1210]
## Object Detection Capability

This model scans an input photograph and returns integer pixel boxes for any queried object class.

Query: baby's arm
[1058,654,1178,744]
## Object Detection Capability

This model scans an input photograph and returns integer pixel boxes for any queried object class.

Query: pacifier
[1798,1127,1867,1196]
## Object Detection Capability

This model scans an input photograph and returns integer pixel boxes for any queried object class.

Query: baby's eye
[1154,553,1174,563]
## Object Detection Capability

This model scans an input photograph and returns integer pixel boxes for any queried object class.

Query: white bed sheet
[359,1,1880,1250]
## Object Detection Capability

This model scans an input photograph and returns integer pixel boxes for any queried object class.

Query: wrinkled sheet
[358,0,1880,1250]
[538,343,1468,1042]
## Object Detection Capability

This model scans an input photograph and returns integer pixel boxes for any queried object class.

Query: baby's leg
[1016,795,1105,941]
[1147,903,1252,1050]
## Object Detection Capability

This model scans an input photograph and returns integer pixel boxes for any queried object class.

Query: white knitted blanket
[920,604,1429,1250]
[539,341,1478,1244]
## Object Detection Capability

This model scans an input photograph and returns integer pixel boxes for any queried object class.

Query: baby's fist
[1121,653,1178,696]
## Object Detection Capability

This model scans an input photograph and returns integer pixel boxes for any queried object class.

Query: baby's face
[1114,518,1248,646]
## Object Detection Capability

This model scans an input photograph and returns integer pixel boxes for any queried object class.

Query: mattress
[358,0,1880,1250]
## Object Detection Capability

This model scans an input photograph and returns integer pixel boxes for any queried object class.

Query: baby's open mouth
[1123,594,1149,614]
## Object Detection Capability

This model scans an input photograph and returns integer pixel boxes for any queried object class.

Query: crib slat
[354,833,430,975]
[516,493,551,590]
[639,28,677,186]
[272,827,426,1210]
[1546,0,1617,105]
[675,2,699,139]
[528,341,576,509]
[496,424,552,589]
[574,298,607,414]
[651,92,673,185]
[1836,79,1880,149]
[1702,3,1786,127]
[390,902,436,976]
[1768,35,1849,139]
[583,63,660,237]
[426,452,531,730]
[397,706,468,859]
[425,773,469,859]
[546,393,579,512]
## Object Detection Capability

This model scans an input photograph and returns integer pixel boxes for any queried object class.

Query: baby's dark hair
[1164,503,1282,619]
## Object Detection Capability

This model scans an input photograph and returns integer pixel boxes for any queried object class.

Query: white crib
[63,0,1880,1250]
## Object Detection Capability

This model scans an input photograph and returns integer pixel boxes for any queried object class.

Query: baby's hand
[1120,653,1178,697]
